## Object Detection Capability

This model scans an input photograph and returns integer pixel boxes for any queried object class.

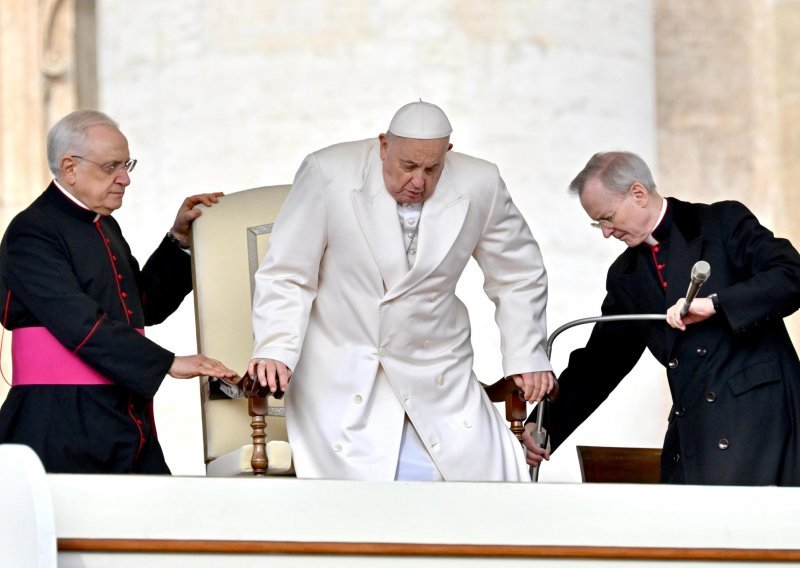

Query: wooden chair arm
[483,376,560,404]
[483,377,518,403]
[217,372,274,476]
[483,377,559,444]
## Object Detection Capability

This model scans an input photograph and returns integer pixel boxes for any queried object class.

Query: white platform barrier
[0,444,57,568]
[48,474,800,567]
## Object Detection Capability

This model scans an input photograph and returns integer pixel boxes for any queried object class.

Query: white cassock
[252,138,551,481]
[395,201,441,481]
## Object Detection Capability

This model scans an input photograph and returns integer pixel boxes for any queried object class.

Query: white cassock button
[464,420,472,428]
[353,394,363,404]
[407,232,415,238]
[409,248,416,255]
[334,443,343,452]
[409,218,416,226]
[437,375,444,385]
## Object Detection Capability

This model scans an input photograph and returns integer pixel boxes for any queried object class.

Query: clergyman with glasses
[522,150,800,485]
[0,109,236,473]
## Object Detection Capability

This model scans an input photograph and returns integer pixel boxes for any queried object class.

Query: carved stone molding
[41,0,97,128]
[0,0,96,217]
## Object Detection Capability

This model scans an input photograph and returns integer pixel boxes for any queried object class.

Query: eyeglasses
[590,205,620,229]
[589,186,633,229]
[71,155,137,175]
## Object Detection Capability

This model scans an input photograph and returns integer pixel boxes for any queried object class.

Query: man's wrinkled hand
[169,354,237,380]
[666,297,715,331]
[247,357,293,394]
[170,192,224,247]
[522,422,550,467]
[510,370,554,403]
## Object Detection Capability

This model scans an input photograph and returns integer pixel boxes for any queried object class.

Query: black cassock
[535,198,800,485]
[0,183,192,473]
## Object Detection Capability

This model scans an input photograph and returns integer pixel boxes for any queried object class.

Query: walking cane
[530,313,667,481]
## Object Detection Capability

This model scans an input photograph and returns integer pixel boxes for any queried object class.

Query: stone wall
[775,0,800,341]
[96,0,662,478]
[655,0,800,345]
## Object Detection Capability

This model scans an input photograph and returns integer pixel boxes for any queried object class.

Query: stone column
[0,1,47,226]
[775,0,800,341]
[0,0,96,400]
[655,0,800,343]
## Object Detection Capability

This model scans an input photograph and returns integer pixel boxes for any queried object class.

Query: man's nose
[601,226,614,238]
[411,175,424,189]
[116,169,131,186]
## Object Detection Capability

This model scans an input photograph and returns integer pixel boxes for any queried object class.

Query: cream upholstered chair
[191,183,529,477]
[191,184,293,477]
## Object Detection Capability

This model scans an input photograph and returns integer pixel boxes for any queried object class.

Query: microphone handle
[680,281,703,317]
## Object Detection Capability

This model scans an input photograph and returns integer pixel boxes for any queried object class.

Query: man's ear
[60,156,78,185]
[378,133,389,160]
[447,143,453,152]
[630,182,649,207]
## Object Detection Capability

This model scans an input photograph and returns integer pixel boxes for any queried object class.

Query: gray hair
[46,110,119,176]
[568,151,656,196]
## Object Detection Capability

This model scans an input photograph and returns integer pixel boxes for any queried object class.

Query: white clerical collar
[397,201,423,213]
[53,179,101,222]
[644,198,668,246]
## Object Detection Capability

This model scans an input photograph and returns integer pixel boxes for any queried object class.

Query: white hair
[46,110,119,176]
[569,151,657,196]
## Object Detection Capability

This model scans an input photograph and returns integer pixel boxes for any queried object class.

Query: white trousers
[394,416,443,481]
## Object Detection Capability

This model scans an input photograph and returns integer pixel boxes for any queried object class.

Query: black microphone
[680,261,711,317]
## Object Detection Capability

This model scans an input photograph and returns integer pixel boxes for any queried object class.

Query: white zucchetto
[387,100,452,140]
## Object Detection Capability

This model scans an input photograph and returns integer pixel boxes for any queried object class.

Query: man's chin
[405,193,428,203]
[102,196,124,214]
[620,236,646,248]
[398,195,425,205]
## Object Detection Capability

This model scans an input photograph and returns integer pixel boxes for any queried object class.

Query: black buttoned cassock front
[0,184,192,473]
[535,197,800,485]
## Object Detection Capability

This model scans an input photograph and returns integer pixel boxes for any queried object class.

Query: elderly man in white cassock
[248,101,554,481]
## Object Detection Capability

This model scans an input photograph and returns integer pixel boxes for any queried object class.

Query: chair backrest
[576,445,662,483]
[191,185,292,465]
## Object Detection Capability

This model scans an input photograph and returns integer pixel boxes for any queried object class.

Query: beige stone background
[0,0,798,481]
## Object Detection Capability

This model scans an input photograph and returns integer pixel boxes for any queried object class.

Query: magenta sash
[12,326,144,386]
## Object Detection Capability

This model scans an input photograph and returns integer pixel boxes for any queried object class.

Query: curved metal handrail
[531,313,667,481]
[546,314,668,358]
